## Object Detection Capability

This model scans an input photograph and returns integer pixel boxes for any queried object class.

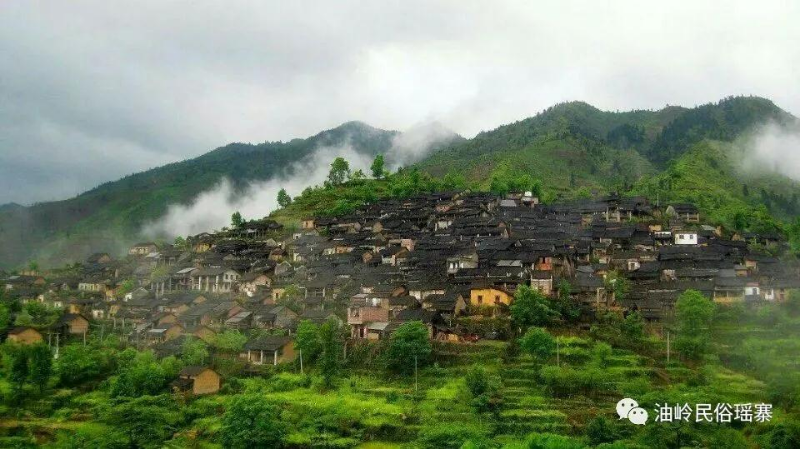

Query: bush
[416,422,487,449]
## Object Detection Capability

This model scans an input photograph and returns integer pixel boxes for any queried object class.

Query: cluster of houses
[3,191,799,393]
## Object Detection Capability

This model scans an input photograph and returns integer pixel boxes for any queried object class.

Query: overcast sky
[1,1,799,205]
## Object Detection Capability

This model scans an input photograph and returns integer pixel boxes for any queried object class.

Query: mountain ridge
[1,96,797,269]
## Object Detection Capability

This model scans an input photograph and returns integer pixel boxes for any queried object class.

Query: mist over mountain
[0,96,798,269]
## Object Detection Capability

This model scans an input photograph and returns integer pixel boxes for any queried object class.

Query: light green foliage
[385,321,432,374]
[295,320,321,363]
[327,157,351,186]
[318,318,344,387]
[181,337,209,366]
[214,330,247,352]
[674,289,715,360]
[510,285,559,329]
[222,394,286,448]
[591,342,613,368]
[519,327,555,362]
[231,211,244,228]
[109,351,170,397]
[57,343,114,387]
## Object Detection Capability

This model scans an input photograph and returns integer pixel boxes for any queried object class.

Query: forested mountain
[1,96,798,269]
[0,122,437,269]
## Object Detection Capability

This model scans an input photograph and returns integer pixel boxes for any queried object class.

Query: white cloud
[1,1,799,203]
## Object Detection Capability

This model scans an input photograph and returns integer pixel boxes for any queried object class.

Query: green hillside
[2,96,799,269]
[0,122,402,269]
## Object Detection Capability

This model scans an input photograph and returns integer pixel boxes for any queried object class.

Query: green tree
[28,343,52,394]
[621,311,645,340]
[385,321,432,374]
[103,396,178,449]
[519,327,556,363]
[591,342,613,368]
[231,211,244,228]
[295,320,321,363]
[674,289,715,360]
[318,318,344,387]
[370,154,385,179]
[586,416,617,446]
[7,345,30,393]
[173,236,187,249]
[277,188,292,208]
[57,344,109,387]
[327,157,350,186]
[214,330,247,353]
[0,302,10,334]
[221,394,286,448]
[510,285,559,329]
[181,338,209,366]
[109,352,168,397]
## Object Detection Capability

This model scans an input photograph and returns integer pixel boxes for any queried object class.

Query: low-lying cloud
[143,125,457,239]
[742,122,800,181]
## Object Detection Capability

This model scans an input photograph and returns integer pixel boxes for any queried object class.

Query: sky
[1,1,799,205]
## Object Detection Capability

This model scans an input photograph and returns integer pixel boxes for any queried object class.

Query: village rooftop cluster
[3,191,798,395]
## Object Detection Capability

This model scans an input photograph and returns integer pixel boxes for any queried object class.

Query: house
[666,204,700,223]
[6,327,44,345]
[129,242,158,256]
[57,313,90,336]
[241,336,297,365]
[146,323,184,343]
[469,286,513,308]
[674,231,698,245]
[172,366,221,395]
[191,268,241,293]
[185,325,217,343]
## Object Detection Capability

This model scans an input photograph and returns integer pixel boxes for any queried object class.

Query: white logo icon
[617,398,648,425]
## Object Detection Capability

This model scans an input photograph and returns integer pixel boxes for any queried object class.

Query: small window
[495,295,500,304]
[477,295,483,304]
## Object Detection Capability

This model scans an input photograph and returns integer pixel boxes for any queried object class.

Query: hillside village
[3,191,799,392]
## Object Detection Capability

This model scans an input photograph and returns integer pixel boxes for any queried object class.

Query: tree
[370,154,385,179]
[28,343,52,394]
[317,318,344,387]
[586,416,617,446]
[519,327,556,363]
[103,396,178,449]
[57,344,108,387]
[173,236,187,250]
[277,188,292,208]
[214,330,247,353]
[674,289,715,360]
[109,352,168,397]
[621,311,645,340]
[0,302,10,334]
[221,394,286,448]
[7,345,29,393]
[591,342,613,368]
[231,211,244,228]
[327,157,350,186]
[295,320,321,363]
[510,285,559,329]
[181,338,209,366]
[385,321,432,374]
